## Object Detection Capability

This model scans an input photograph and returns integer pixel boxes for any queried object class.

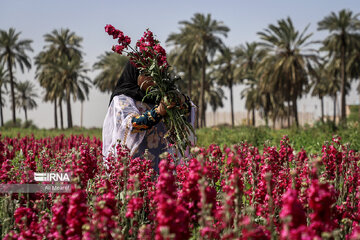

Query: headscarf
[109,60,156,105]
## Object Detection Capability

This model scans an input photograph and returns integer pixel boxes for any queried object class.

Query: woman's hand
[156,102,167,116]
[137,75,155,92]
[156,93,188,117]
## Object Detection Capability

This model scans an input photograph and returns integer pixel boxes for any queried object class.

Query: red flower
[112,45,125,54]
[126,197,144,218]
[104,24,115,35]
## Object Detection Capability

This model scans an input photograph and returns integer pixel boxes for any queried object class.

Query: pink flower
[126,197,144,218]
[112,44,125,55]
[105,24,115,35]
[308,179,337,235]
[155,158,190,240]
[280,189,306,228]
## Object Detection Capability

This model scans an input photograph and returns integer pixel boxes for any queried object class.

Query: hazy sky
[1,0,359,128]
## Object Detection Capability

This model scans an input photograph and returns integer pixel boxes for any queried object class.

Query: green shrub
[22,120,38,129]
[3,118,22,128]
[348,105,359,122]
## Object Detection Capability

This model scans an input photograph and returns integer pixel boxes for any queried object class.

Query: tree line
[0,9,359,129]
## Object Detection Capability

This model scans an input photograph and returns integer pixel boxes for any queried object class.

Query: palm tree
[235,42,265,126]
[93,52,128,93]
[15,80,38,122]
[44,29,84,128]
[207,83,225,126]
[0,28,33,124]
[0,64,9,126]
[44,28,82,62]
[35,49,64,129]
[236,42,265,75]
[212,47,237,127]
[325,58,351,124]
[269,98,286,129]
[348,40,360,120]
[167,28,202,99]
[241,78,260,126]
[257,17,317,127]
[318,9,360,124]
[177,13,229,127]
[54,56,91,128]
[167,48,203,127]
[204,74,225,126]
[310,62,329,123]
[40,28,88,128]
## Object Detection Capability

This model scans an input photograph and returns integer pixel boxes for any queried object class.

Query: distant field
[1,122,360,153]
[196,123,360,153]
[0,127,102,139]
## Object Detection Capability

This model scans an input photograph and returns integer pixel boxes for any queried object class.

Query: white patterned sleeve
[102,95,146,165]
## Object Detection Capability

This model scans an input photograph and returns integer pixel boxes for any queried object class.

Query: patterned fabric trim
[131,106,162,133]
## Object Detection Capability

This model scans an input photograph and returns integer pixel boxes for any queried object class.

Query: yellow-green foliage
[2,121,360,154]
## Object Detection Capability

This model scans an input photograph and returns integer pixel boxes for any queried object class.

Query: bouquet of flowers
[105,24,195,156]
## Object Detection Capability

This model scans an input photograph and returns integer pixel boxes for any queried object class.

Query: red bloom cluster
[126,197,144,218]
[155,156,190,240]
[66,187,89,239]
[308,179,338,235]
[85,185,120,239]
[1,134,360,239]
[279,189,307,239]
[105,24,131,54]
[135,29,168,68]
[104,25,169,70]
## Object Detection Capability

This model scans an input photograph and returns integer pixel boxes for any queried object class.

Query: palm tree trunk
[320,96,324,123]
[59,98,64,130]
[340,34,346,124]
[287,100,291,128]
[80,101,83,128]
[252,108,255,127]
[291,68,299,127]
[333,94,337,124]
[54,98,58,129]
[202,107,206,127]
[188,65,192,99]
[213,110,215,126]
[272,115,276,129]
[199,46,206,128]
[24,107,28,122]
[359,96,360,122]
[247,110,250,126]
[66,94,73,128]
[292,96,299,127]
[0,88,3,127]
[264,110,269,127]
[194,97,199,129]
[7,55,16,124]
[229,79,234,127]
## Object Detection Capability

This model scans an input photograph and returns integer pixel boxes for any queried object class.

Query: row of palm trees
[94,10,360,129]
[35,29,91,129]
[165,10,360,128]
[0,28,91,128]
[0,64,40,126]
[0,29,38,126]
[1,9,359,129]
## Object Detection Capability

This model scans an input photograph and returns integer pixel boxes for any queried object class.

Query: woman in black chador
[102,61,195,173]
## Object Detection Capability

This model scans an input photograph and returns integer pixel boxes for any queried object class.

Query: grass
[196,121,360,153]
[1,121,360,154]
[0,127,102,139]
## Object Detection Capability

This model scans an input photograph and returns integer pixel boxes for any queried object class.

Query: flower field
[0,133,360,239]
